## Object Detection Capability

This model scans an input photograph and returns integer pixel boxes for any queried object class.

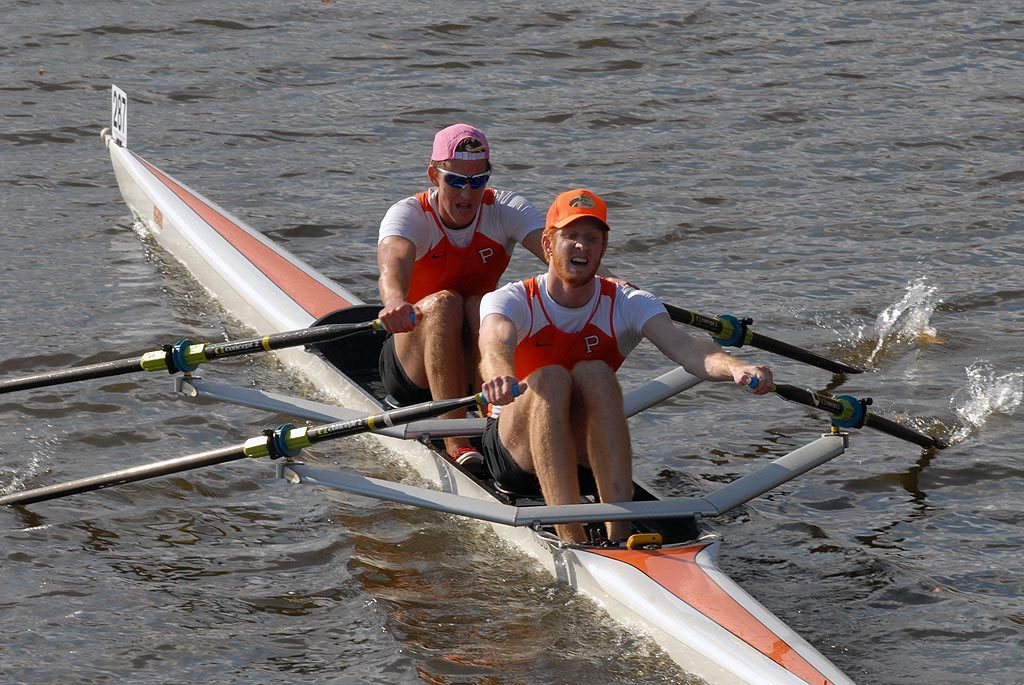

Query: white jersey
[480,273,666,358]
[378,188,543,259]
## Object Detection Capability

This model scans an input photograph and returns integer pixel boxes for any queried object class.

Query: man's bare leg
[499,365,588,543]
[393,290,473,455]
[571,361,633,542]
[462,294,483,391]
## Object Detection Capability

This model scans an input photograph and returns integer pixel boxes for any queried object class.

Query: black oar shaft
[0,320,379,395]
[664,304,725,335]
[307,395,489,444]
[746,331,862,375]
[0,445,246,507]
[772,383,944,450]
[2,391,493,507]
[664,303,864,375]
[0,357,144,394]
[773,384,847,415]
[248,393,492,458]
[202,321,378,362]
[864,414,946,450]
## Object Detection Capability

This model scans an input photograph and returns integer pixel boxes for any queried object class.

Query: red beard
[551,250,599,288]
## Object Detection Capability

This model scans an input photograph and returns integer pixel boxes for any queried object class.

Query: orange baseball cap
[546,189,610,231]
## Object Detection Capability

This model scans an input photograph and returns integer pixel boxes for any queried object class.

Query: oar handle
[239,383,524,459]
[480,381,523,407]
[769,383,946,450]
[664,304,864,375]
[161,319,384,370]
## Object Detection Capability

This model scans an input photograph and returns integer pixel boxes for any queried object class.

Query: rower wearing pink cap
[376,124,547,466]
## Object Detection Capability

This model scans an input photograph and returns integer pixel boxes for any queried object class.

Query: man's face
[427,159,490,229]
[545,218,607,287]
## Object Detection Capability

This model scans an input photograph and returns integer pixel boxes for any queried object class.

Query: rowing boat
[99,87,856,685]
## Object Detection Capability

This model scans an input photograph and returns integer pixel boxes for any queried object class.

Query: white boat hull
[104,131,854,685]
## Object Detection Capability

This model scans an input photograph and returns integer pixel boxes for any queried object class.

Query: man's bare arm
[521,228,548,264]
[642,312,773,393]
[478,313,521,406]
[377,235,417,333]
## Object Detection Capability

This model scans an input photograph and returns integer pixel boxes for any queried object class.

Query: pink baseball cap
[431,123,490,162]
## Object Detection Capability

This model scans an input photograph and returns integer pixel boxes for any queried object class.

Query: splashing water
[131,217,152,239]
[949,362,1023,442]
[0,431,58,495]
[866,277,943,364]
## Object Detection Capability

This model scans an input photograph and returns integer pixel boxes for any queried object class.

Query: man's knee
[528,365,572,390]
[571,361,622,405]
[571,360,617,387]
[417,290,465,334]
[421,289,464,317]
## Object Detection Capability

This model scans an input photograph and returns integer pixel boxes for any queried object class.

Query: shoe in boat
[451,447,484,467]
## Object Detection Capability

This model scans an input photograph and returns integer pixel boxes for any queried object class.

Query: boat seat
[494,481,536,502]
[492,469,599,503]
[309,304,387,382]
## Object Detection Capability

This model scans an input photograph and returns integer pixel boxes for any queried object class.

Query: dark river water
[2,2,1022,683]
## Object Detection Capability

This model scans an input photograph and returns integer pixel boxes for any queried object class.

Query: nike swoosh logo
[431,253,447,259]
[533,342,552,347]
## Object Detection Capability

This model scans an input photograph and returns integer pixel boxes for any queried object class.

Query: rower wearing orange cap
[478,189,775,544]
[376,124,547,466]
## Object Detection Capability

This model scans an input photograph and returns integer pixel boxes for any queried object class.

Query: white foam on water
[0,430,60,495]
[949,361,1023,441]
[130,217,151,239]
[867,276,943,364]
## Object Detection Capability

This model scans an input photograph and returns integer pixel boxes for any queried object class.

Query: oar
[279,431,849,526]
[665,304,864,375]
[0,319,384,395]
[759,381,947,450]
[0,387,517,507]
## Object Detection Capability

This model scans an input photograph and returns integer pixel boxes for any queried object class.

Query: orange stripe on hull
[136,155,351,320]
[591,544,833,685]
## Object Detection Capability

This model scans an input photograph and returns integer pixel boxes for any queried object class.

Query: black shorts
[482,417,597,498]
[378,335,432,406]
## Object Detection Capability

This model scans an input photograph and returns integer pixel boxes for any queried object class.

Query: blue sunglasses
[442,169,491,190]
